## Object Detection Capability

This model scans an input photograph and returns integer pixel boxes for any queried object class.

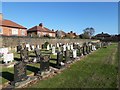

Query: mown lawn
[28,43,118,88]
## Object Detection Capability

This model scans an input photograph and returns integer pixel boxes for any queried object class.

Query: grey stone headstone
[56,51,63,68]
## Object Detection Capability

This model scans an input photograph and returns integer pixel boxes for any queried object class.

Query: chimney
[0,13,3,21]
[39,23,43,28]
[52,29,54,31]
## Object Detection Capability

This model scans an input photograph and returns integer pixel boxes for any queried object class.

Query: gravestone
[3,53,14,64]
[70,44,73,50]
[56,43,59,48]
[56,51,64,68]
[52,46,56,55]
[83,46,86,55]
[14,61,27,86]
[20,48,29,63]
[40,55,50,75]
[65,49,70,63]
[73,49,77,58]
[63,44,66,52]
[26,44,31,51]
[34,47,41,62]
[86,45,89,54]
[47,44,50,50]
[17,44,22,53]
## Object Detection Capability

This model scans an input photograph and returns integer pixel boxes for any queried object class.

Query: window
[0,28,3,34]
[37,32,41,37]
[12,28,18,35]
[21,30,25,36]
[49,33,52,37]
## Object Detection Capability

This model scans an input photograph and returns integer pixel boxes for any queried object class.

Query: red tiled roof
[28,25,55,33]
[0,19,27,29]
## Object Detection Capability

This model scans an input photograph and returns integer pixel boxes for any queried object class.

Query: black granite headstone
[14,61,27,84]
[40,55,50,73]
[17,44,22,53]
[20,48,29,63]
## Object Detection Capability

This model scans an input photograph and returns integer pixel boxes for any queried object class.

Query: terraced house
[27,23,55,37]
[0,13,27,36]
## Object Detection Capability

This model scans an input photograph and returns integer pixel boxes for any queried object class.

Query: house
[65,31,77,38]
[55,30,66,38]
[0,13,27,36]
[95,32,111,39]
[27,23,55,37]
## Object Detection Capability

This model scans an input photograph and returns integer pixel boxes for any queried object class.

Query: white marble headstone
[63,45,66,51]
[73,49,77,58]
[52,46,55,54]
[47,44,50,50]
[3,53,14,64]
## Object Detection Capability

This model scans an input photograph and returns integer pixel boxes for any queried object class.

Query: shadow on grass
[27,65,39,74]
[14,57,21,61]
[1,72,14,82]
[49,58,57,68]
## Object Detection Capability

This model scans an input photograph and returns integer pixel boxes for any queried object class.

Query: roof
[95,33,111,37]
[28,25,55,33]
[0,19,27,29]
[55,30,66,35]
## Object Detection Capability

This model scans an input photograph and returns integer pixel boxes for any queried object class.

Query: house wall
[0,26,27,36]
[28,31,55,37]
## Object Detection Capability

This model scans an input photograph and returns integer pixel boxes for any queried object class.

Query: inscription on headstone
[14,61,27,84]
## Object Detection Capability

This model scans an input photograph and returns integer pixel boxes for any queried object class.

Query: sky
[1,2,118,35]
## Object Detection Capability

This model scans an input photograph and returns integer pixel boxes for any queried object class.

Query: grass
[28,43,118,88]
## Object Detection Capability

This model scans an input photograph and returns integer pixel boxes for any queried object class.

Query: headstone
[40,55,50,74]
[52,46,56,54]
[56,43,59,48]
[73,49,77,58]
[47,44,50,50]
[92,45,96,51]
[67,45,70,50]
[65,50,70,63]
[20,49,29,63]
[34,47,41,62]
[70,44,73,50]
[63,45,66,51]
[3,53,14,64]
[0,48,9,54]
[14,61,27,86]
[26,44,31,51]
[17,44,22,53]
[56,51,64,68]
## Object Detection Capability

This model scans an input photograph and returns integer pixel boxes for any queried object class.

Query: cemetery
[0,40,118,89]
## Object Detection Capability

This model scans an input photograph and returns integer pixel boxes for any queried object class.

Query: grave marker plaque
[14,61,27,84]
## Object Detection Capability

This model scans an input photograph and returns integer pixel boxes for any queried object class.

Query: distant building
[27,23,55,37]
[66,31,77,38]
[95,32,111,39]
[55,30,66,38]
[0,13,27,36]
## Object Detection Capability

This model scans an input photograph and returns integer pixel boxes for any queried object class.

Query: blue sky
[1,2,118,35]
